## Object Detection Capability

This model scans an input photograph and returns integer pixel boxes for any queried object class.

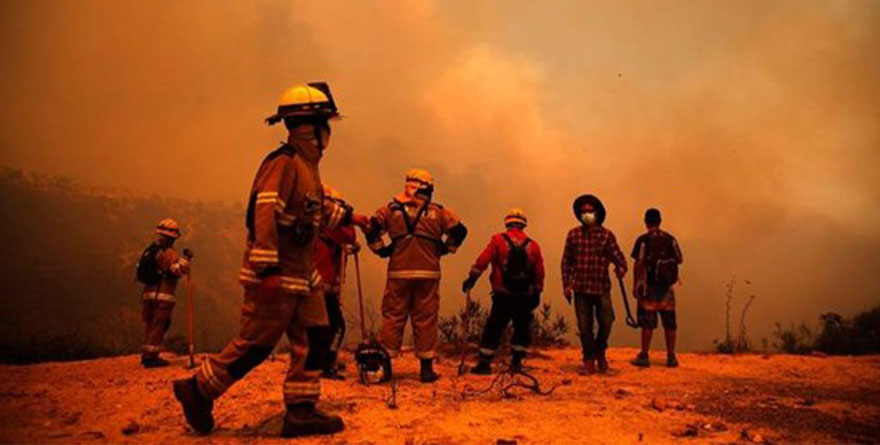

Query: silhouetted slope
[0,168,244,362]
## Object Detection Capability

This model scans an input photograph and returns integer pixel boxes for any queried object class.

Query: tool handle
[618,276,638,328]
[186,273,196,365]
[353,251,367,339]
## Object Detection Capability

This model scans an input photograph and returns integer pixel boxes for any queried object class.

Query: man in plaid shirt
[562,194,627,374]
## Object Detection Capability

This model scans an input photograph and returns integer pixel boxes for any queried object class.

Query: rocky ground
[1,347,879,444]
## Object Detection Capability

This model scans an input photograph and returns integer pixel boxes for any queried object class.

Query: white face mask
[581,212,597,225]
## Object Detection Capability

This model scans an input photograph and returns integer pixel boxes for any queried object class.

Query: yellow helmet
[504,208,528,228]
[156,218,181,239]
[405,168,434,187]
[265,81,339,125]
[323,184,344,201]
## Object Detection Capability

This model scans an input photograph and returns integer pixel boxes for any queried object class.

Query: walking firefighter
[462,208,545,374]
[136,218,192,368]
[172,82,368,438]
[364,168,468,383]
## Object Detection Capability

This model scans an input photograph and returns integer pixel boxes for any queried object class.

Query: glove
[346,242,361,255]
[528,293,541,311]
[182,248,194,260]
[376,245,394,258]
[462,275,477,293]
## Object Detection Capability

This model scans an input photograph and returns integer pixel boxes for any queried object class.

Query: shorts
[637,307,676,330]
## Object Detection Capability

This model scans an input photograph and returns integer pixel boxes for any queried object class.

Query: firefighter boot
[320,351,345,380]
[172,376,214,434]
[511,350,525,373]
[142,356,170,368]
[419,358,439,383]
[470,354,492,375]
[281,402,344,437]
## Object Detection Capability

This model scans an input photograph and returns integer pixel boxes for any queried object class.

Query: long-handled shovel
[457,290,472,376]
[618,276,639,328]
[185,272,196,368]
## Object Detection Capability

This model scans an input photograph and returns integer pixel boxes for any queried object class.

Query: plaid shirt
[562,225,627,295]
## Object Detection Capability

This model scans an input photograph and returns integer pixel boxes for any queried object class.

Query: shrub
[438,299,569,354]
[772,321,813,354]
[812,304,880,355]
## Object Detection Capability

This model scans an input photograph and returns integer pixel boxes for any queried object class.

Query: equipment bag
[501,234,534,295]
[136,243,164,285]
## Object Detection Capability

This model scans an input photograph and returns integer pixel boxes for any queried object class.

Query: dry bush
[439,299,569,355]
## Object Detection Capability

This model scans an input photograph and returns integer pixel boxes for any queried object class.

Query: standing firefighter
[630,208,683,368]
[365,169,467,383]
[562,194,627,374]
[137,218,192,368]
[173,82,367,438]
[462,208,545,374]
[314,184,357,380]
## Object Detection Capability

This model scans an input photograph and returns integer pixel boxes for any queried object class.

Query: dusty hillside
[0,168,244,362]
[1,347,878,444]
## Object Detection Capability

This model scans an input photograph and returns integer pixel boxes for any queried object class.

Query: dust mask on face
[581,212,597,225]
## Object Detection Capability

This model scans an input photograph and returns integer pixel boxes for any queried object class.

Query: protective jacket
[142,247,190,302]
[316,225,356,294]
[468,227,545,296]
[238,137,351,295]
[367,197,466,279]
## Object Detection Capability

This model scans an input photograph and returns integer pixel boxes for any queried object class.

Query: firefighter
[139,218,191,368]
[462,208,545,374]
[313,184,357,380]
[172,82,368,438]
[364,169,468,383]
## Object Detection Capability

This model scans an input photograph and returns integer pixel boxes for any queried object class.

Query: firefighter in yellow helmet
[173,82,368,438]
[136,218,192,368]
[364,168,468,382]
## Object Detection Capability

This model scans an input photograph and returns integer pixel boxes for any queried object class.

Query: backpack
[501,234,534,295]
[136,243,164,285]
[645,233,679,290]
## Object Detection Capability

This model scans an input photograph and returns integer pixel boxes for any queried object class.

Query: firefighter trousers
[380,278,440,359]
[305,291,346,372]
[142,299,174,359]
[195,285,328,405]
[479,294,535,357]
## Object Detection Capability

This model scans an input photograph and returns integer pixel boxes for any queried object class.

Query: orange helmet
[156,218,181,239]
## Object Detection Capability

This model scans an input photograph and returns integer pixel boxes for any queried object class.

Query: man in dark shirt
[630,208,683,368]
[562,194,627,374]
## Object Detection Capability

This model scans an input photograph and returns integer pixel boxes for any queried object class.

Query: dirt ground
[1,347,878,444]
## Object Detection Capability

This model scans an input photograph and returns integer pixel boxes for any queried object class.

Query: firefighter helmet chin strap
[313,120,324,152]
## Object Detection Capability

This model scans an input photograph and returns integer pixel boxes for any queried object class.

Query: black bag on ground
[646,234,679,290]
[501,234,534,295]
[136,243,164,285]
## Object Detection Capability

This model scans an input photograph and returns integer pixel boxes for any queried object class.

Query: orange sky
[1,0,878,349]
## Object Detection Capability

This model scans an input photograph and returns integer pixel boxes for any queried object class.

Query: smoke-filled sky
[2,0,879,349]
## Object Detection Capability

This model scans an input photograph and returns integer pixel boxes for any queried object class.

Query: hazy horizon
[2,0,879,350]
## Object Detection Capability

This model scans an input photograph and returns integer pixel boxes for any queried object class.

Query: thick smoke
[1,0,878,349]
